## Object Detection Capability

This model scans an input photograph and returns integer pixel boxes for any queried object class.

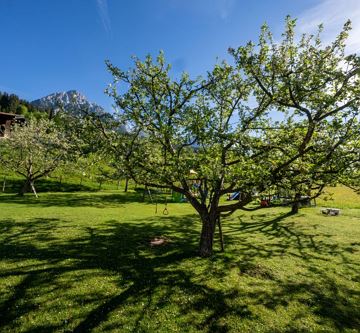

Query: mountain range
[31,90,106,116]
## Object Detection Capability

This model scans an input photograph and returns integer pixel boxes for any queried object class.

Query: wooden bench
[321,208,341,216]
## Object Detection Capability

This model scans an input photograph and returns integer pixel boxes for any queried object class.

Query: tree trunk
[18,178,38,198]
[30,181,38,198]
[124,177,129,192]
[142,186,146,201]
[291,193,301,214]
[19,179,31,196]
[199,214,217,257]
[217,216,224,252]
[2,176,6,192]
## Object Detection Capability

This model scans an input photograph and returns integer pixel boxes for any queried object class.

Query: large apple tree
[103,18,360,257]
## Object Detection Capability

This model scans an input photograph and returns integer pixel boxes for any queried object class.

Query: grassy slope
[317,185,360,209]
[0,186,359,332]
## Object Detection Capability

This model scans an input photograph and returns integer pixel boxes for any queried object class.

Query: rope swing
[163,196,169,215]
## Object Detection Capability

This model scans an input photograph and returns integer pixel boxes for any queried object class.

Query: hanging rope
[163,196,169,215]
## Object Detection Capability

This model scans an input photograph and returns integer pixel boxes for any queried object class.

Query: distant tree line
[0,91,49,119]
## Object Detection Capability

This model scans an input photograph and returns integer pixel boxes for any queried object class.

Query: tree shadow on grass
[1,177,97,194]
[0,212,359,332]
[0,215,244,332]
[212,210,360,331]
[222,211,342,262]
[0,191,151,208]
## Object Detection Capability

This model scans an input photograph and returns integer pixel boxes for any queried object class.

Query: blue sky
[1,0,359,111]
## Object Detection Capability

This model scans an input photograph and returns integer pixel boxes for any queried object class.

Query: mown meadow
[0,185,359,332]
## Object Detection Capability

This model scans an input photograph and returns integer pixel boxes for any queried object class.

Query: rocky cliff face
[31,90,105,116]
[31,90,130,132]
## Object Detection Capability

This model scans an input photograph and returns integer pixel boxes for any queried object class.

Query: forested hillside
[0,92,48,119]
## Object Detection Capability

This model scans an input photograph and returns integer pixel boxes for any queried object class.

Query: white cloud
[96,0,111,36]
[297,0,360,53]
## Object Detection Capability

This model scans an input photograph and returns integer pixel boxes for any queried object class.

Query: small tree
[0,119,73,197]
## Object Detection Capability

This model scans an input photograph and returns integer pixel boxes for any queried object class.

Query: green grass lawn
[0,186,359,332]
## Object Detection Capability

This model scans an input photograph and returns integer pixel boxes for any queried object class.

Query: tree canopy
[0,91,48,119]
[0,119,75,197]
[96,18,360,256]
